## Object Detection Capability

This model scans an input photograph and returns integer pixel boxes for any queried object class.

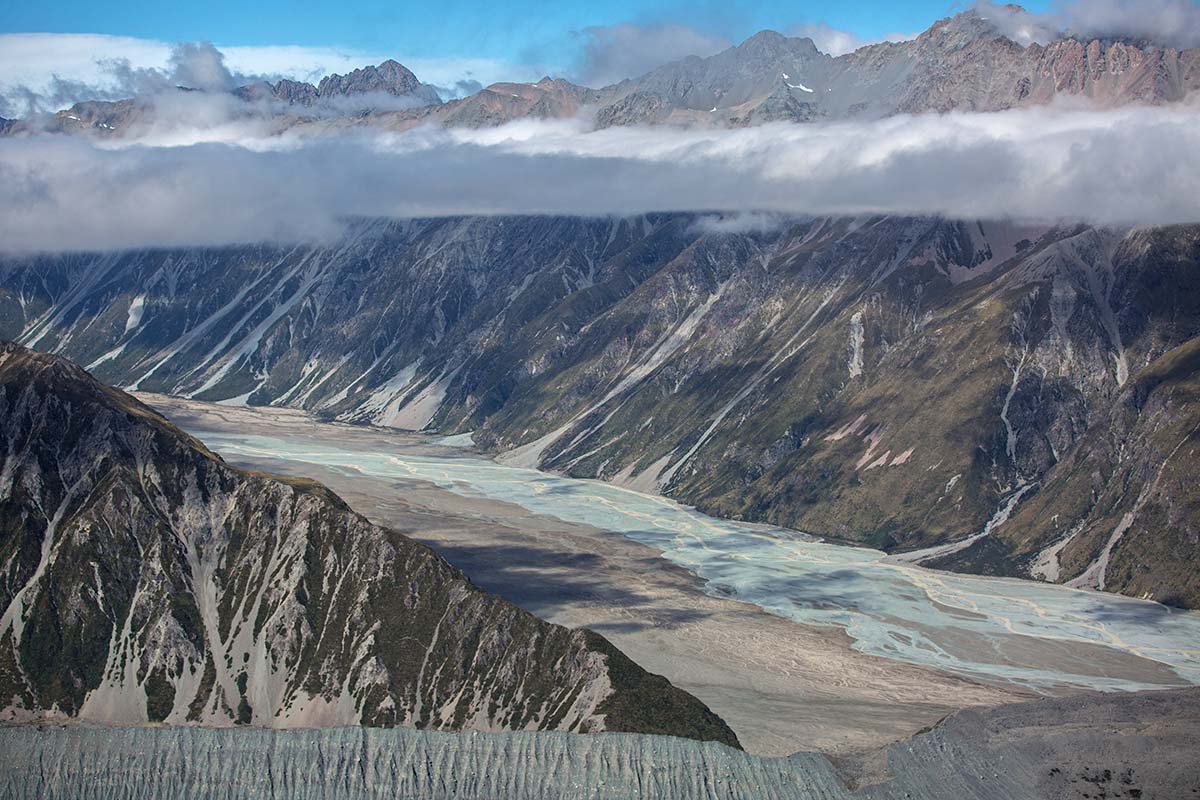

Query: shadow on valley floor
[1072,596,1195,623]
[405,538,715,632]
[587,609,714,635]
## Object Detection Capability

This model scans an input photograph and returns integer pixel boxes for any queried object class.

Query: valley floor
[137,395,1046,756]
[143,396,1200,757]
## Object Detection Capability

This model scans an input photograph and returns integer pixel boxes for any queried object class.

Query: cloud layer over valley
[3,98,1199,253]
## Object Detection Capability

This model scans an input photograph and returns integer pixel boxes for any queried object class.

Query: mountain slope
[2,217,1197,607]
[0,341,737,746]
[933,334,1200,605]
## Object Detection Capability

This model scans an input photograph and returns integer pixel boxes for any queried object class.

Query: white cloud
[573,23,731,86]
[787,23,916,56]
[691,212,788,234]
[168,42,238,92]
[1057,0,1200,47]
[1,100,1198,253]
[974,3,1061,46]
[0,33,171,91]
[976,0,1200,49]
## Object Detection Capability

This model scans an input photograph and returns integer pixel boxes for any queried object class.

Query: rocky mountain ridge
[2,216,1196,608]
[7,7,1198,137]
[0,341,737,746]
[592,10,1200,126]
[235,58,443,108]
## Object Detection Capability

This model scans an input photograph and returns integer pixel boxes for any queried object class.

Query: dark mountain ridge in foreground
[0,341,737,746]
[3,215,1198,608]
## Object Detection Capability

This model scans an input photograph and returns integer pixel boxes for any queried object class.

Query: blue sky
[1,0,1050,69]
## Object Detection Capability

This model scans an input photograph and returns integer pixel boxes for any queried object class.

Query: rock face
[315,59,440,105]
[0,342,737,746]
[589,10,1200,126]
[2,217,1197,608]
[321,8,1200,132]
[594,30,828,127]
[237,60,444,109]
[360,78,603,132]
[2,688,1197,799]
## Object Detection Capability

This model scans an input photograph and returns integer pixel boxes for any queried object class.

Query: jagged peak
[315,59,438,101]
[735,28,821,58]
[740,29,789,46]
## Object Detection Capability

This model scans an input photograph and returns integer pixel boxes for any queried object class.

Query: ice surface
[8,689,1199,799]
[0,725,839,800]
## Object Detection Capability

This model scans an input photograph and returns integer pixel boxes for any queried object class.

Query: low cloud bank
[0,39,263,118]
[978,0,1200,49]
[2,101,1198,253]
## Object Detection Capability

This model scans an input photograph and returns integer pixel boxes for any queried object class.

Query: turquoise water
[198,431,1200,692]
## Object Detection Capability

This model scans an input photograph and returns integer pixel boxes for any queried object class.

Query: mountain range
[5,7,1198,137]
[3,4,1199,795]
[0,340,737,743]
[1,6,1198,607]
[3,216,1197,608]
